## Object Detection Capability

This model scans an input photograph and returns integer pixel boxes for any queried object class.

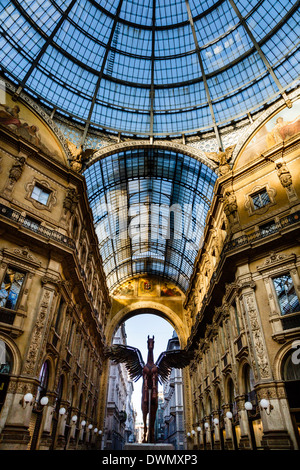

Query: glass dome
[84,148,217,291]
[0,0,299,138]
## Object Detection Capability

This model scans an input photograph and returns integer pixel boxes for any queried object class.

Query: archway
[103,306,189,449]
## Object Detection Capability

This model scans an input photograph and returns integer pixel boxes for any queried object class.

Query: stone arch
[0,333,22,377]
[224,373,236,403]
[84,139,217,172]
[105,301,189,349]
[237,358,253,394]
[37,354,56,392]
[212,382,223,410]
[273,340,300,382]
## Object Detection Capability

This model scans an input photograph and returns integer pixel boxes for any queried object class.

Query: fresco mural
[138,278,157,296]
[236,98,300,168]
[0,93,64,161]
[160,282,181,297]
[112,277,182,298]
[112,281,135,296]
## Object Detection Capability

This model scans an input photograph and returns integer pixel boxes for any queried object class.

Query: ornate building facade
[0,91,111,450]
[185,122,300,450]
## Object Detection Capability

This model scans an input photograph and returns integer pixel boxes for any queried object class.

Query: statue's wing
[156,349,194,383]
[225,145,235,160]
[82,148,97,161]
[66,140,80,157]
[204,151,220,164]
[105,344,145,382]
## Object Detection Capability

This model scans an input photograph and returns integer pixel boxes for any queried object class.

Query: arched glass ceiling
[84,148,217,292]
[0,0,299,138]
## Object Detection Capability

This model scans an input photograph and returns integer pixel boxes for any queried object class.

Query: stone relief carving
[243,292,272,379]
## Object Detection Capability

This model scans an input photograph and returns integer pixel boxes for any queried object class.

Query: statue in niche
[205,145,235,176]
[106,336,193,443]
[275,162,293,189]
[222,190,238,219]
[9,156,26,182]
[63,188,80,215]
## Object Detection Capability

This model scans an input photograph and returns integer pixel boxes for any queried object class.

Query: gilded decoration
[111,277,182,298]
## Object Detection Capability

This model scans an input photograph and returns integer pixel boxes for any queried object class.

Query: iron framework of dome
[0,0,299,141]
[84,148,217,292]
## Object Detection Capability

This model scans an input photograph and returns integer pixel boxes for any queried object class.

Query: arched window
[281,348,300,448]
[0,341,13,413]
[0,340,13,374]
[36,361,49,403]
[282,351,300,382]
[244,364,255,395]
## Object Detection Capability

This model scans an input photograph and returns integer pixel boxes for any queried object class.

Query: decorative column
[38,393,56,450]
[240,278,294,449]
[211,411,221,450]
[235,395,252,450]
[223,403,235,450]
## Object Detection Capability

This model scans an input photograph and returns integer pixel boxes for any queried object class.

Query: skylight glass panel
[188,0,217,17]
[155,0,189,27]
[119,0,153,26]
[0,2,45,60]
[246,0,293,41]
[0,0,298,138]
[54,20,107,69]
[116,23,152,57]
[155,25,195,57]
[154,82,207,112]
[154,53,201,85]
[201,26,253,74]
[261,15,300,67]
[104,51,152,84]
[68,0,114,41]
[84,149,217,291]
[20,0,62,35]
[194,0,238,47]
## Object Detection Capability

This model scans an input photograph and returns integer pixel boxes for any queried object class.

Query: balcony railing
[0,203,75,249]
[224,210,300,252]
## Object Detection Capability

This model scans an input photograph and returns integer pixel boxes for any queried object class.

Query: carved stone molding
[242,291,272,380]
[257,251,296,273]
[0,246,41,269]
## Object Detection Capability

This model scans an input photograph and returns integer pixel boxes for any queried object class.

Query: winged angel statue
[66,140,97,172]
[106,336,193,443]
[205,145,235,176]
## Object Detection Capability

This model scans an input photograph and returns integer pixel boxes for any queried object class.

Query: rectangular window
[31,184,51,205]
[273,273,300,315]
[0,267,25,310]
[251,189,270,209]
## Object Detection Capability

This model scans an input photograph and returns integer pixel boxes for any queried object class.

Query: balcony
[0,203,75,249]
[224,211,300,253]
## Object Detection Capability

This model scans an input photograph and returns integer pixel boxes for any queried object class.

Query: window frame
[0,266,27,311]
